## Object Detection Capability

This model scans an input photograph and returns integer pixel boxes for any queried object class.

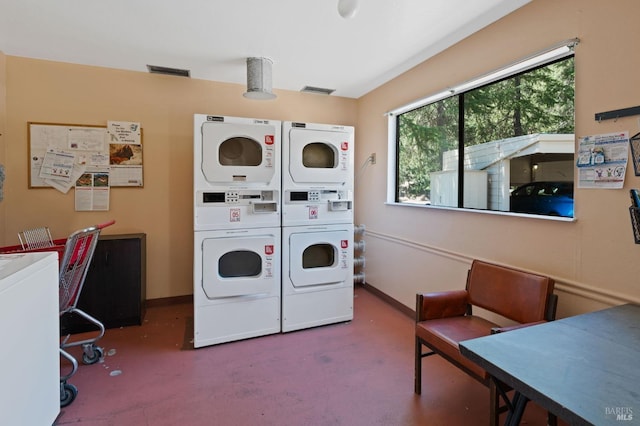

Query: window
[389,41,576,218]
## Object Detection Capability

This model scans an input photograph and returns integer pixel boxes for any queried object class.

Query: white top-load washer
[194,114,281,230]
[1,253,59,425]
[282,121,354,226]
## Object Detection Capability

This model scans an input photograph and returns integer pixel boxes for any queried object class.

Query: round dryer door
[201,121,276,184]
[287,128,351,185]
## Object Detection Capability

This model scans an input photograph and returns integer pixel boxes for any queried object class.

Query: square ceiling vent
[301,86,335,95]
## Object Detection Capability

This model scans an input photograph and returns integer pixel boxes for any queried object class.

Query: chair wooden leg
[414,336,422,394]
[489,379,499,426]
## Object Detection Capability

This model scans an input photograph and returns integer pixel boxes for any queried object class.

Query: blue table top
[459,303,640,425]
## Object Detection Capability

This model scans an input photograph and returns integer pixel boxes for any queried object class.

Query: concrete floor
[55,286,557,426]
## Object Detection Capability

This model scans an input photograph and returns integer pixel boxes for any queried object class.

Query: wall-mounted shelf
[595,106,640,122]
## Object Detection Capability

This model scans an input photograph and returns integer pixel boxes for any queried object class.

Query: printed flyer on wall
[107,121,143,186]
[576,131,629,189]
[75,169,110,211]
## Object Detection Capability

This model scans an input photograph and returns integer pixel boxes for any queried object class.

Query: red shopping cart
[0,220,115,407]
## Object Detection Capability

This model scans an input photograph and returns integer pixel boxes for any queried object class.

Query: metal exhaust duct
[243,57,276,100]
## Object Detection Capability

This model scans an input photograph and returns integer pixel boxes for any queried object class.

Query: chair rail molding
[365,229,638,308]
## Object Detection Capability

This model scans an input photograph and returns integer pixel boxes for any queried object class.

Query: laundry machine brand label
[339,148,349,171]
[340,241,350,268]
[264,262,273,278]
[308,206,319,219]
[230,208,241,222]
[264,245,274,278]
[265,147,274,168]
[264,137,275,168]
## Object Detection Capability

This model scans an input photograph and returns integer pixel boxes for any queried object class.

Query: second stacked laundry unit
[281,121,355,332]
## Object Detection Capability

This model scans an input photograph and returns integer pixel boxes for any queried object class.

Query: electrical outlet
[370,153,376,164]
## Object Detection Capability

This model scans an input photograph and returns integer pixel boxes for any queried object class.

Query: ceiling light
[338,0,359,19]
[243,57,276,100]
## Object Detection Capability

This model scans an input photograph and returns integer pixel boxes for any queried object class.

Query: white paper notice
[576,131,629,189]
[45,163,87,194]
[75,169,110,211]
[68,127,105,151]
[107,121,143,186]
[38,149,75,181]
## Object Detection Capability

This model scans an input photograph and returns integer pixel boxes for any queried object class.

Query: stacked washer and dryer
[193,115,282,348]
[193,115,354,348]
[281,122,354,332]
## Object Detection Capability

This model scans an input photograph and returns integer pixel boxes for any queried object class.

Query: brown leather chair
[414,260,557,426]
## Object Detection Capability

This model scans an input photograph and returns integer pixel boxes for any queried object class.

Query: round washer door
[288,230,352,288]
[202,235,276,298]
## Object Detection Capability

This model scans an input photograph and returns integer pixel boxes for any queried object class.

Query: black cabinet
[60,233,146,335]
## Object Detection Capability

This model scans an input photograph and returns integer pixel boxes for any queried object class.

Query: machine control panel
[202,190,276,205]
[287,190,348,203]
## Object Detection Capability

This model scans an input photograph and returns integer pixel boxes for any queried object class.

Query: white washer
[282,121,354,226]
[193,227,281,348]
[194,114,281,230]
[281,223,354,332]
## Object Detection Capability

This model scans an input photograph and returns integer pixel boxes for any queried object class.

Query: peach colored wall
[354,0,640,318]
[3,58,357,299]
[0,52,6,230]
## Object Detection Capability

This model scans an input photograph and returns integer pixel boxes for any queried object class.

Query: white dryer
[193,227,281,348]
[281,223,354,332]
[282,121,354,226]
[194,114,281,230]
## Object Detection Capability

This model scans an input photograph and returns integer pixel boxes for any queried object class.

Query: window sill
[384,201,577,222]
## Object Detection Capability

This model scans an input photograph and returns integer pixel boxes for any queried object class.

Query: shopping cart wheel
[82,344,104,365]
[60,382,78,407]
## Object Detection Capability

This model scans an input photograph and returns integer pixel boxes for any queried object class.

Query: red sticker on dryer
[309,206,319,219]
[265,135,275,145]
[230,208,241,222]
[341,142,349,151]
[341,240,349,248]
[265,245,274,255]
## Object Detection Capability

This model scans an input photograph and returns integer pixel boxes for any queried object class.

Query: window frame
[386,39,578,221]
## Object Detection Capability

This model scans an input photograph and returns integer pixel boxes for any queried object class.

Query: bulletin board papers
[38,149,75,182]
[29,124,104,188]
[576,131,629,189]
[75,168,110,211]
[107,121,143,186]
[28,122,144,189]
[45,163,87,194]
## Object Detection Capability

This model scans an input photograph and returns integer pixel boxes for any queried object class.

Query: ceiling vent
[244,57,276,100]
[301,86,335,95]
[147,65,190,78]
